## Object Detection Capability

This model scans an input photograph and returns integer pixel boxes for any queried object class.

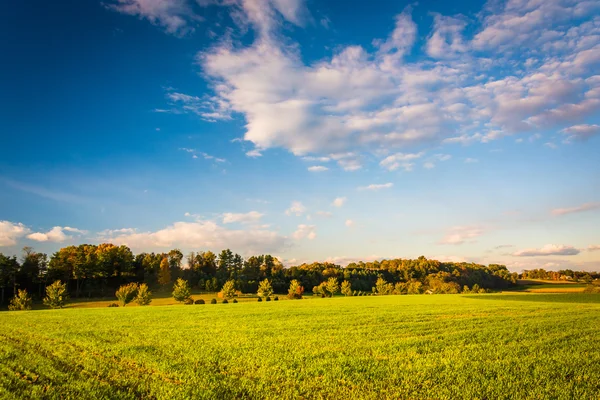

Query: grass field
[1,293,600,399]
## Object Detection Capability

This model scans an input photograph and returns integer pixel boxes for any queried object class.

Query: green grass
[1,294,600,399]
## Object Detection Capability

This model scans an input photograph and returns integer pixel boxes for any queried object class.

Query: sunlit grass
[1,294,599,399]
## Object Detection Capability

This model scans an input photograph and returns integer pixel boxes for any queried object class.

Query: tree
[341,280,352,296]
[115,283,138,307]
[0,254,19,305]
[221,280,236,299]
[43,280,69,309]
[8,289,32,311]
[135,283,152,306]
[158,258,171,286]
[288,279,304,299]
[257,278,273,298]
[375,277,393,295]
[326,277,339,297]
[172,278,192,303]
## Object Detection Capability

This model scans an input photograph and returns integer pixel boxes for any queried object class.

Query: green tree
[135,283,152,305]
[158,258,171,286]
[0,254,20,306]
[288,279,304,299]
[8,289,32,311]
[115,283,138,307]
[326,277,339,297]
[172,278,192,303]
[375,277,393,295]
[257,278,273,298]
[341,280,352,296]
[221,280,236,299]
[43,280,69,309]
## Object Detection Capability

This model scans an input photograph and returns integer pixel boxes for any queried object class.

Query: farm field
[1,294,600,399]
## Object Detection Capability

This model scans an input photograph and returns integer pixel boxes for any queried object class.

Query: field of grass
[1,293,600,399]
[512,279,588,293]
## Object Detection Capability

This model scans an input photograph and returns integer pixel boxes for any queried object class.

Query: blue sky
[1,0,599,271]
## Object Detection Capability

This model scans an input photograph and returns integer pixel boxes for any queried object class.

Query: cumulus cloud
[100,220,286,254]
[332,197,347,207]
[439,226,483,245]
[26,226,86,243]
[285,201,306,216]
[358,183,393,191]
[551,202,600,216]
[292,224,316,240]
[222,211,264,224]
[308,166,328,172]
[0,221,30,246]
[512,244,581,257]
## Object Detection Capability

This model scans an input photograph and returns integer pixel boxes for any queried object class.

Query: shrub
[108,303,119,307]
[184,298,194,305]
[135,283,152,306]
[43,280,69,309]
[222,299,229,304]
[258,297,263,302]
[375,277,393,295]
[274,296,279,301]
[232,299,238,303]
[353,290,358,296]
[266,296,271,302]
[583,286,600,293]
[8,289,32,311]
[326,277,339,297]
[257,279,274,298]
[115,283,138,307]
[172,278,192,303]
[210,298,217,304]
[195,299,205,304]
[288,280,304,299]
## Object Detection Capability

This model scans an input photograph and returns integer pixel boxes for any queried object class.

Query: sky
[1,0,599,271]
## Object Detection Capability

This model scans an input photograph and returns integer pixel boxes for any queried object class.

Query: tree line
[1,243,597,308]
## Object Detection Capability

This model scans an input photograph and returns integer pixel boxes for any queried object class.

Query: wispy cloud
[358,183,393,191]
[292,224,316,240]
[439,226,483,245]
[222,211,264,224]
[512,244,580,257]
[551,202,600,216]
[332,197,347,207]
[308,166,329,172]
[285,201,306,216]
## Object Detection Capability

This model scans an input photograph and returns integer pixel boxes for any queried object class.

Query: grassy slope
[1,294,599,399]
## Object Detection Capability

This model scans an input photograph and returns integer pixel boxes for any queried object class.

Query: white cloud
[345,219,354,227]
[246,149,263,157]
[314,211,333,218]
[292,224,316,240]
[358,183,393,191]
[439,226,483,245]
[423,162,435,169]
[551,202,600,216]
[561,124,600,142]
[179,148,226,162]
[0,221,30,246]
[285,201,306,216]
[464,158,479,163]
[222,211,264,224]
[332,197,347,207]
[380,152,424,171]
[512,244,581,257]
[308,166,328,172]
[105,0,199,36]
[588,244,600,251]
[100,219,286,254]
[27,226,85,243]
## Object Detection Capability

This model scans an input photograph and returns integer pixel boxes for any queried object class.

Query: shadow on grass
[466,293,600,304]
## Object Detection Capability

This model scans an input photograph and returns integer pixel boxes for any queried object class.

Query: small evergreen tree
[257,278,273,298]
[158,257,171,286]
[43,280,69,309]
[135,283,152,306]
[172,278,192,303]
[220,280,236,299]
[341,280,352,296]
[8,289,32,311]
[326,277,339,297]
[116,283,138,307]
[287,279,304,299]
